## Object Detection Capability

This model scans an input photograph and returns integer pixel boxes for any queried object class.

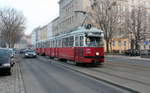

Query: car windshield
[26,51,35,53]
[85,37,104,47]
[0,50,10,57]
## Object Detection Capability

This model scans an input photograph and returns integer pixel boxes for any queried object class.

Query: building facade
[31,27,40,48]
[56,0,91,35]
[51,17,60,36]
[47,22,53,39]
[109,0,150,52]
[39,25,48,41]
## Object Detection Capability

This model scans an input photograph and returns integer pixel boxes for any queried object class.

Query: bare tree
[90,0,119,53]
[125,4,147,50]
[0,8,26,48]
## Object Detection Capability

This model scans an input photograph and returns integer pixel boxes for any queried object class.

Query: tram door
[74,36,78,61]
[74,35,84,62]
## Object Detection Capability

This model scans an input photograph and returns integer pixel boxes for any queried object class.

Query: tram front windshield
[86,37,104,47]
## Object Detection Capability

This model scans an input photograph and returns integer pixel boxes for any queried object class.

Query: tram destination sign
[87,32,102,37]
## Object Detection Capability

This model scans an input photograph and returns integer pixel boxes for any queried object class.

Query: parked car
[20,48,28,54]
[24,50,37,58]
[0,49,14,75]
[8,48,16,58]
[140,50,150,58]
[124,49,140,56]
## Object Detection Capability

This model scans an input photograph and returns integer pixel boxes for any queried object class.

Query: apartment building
[39,25,48,41]
[31,27,40,48]
[52,17,60,36]
[47,22,53,39]
[111,0,150,52]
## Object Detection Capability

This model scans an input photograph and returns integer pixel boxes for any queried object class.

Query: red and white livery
[35,26,104,65]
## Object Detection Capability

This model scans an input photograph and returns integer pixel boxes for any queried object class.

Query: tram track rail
[37,56,141,93]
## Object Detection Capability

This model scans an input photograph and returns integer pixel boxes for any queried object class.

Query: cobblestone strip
[16,56,25,93]
[0,57,25,93]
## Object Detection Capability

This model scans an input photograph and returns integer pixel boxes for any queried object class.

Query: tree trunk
[106,40,110,53]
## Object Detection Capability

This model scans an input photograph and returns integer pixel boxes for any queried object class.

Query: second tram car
[35,26,104,65]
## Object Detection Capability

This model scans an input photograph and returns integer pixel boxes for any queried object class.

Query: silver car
[24,50,37,58]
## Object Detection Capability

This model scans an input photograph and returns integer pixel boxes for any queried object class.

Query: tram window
[58,40,62,47]
[75,36,79,47]
[48,41,50,47]
[43,42,45,48]
[66,37,69,47]
[56,40,59,47]
[53,40,55,47]
[45,42,47,48]
[54,40,57,47]
[50,40,52,47]
[65,38,67,47]
[69,36,74,47]
[62,38,64,47]
[50,41,51,47]
[80,36,84,46]
[85,37,104,47]
[63,38,67,47]
[55,40,57,47]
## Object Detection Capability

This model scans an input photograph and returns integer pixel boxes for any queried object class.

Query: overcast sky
[0,0,59,35]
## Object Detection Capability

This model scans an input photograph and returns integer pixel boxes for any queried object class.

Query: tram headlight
[96,52,99,56]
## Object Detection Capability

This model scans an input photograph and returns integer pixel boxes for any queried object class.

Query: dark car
[0,49,14,75]
[8,48,16,58]
[24,50,37,58]
[20,49,26,54]
[124,49,140,56]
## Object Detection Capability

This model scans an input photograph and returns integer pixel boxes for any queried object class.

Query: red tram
[35,26,104,65]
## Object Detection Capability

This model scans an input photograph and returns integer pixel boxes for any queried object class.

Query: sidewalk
[106,55,150,61]
[0,59,25,93]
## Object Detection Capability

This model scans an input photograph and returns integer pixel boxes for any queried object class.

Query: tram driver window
[85,37,103,47]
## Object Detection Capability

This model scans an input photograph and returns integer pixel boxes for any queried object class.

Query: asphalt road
[20,57,130,93]
[106,55,150,67]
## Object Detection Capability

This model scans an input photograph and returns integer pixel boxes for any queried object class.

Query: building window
[118,40,122,47]
[113,41,116,46]
[124,41,126,47]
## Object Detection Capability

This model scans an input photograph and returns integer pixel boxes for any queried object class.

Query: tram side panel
[36,48,40,55]
[51,48,55,58]
[55,48,59,58]
[45,48,49,56]
[59,47,75,61]
[41,48,45,56]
